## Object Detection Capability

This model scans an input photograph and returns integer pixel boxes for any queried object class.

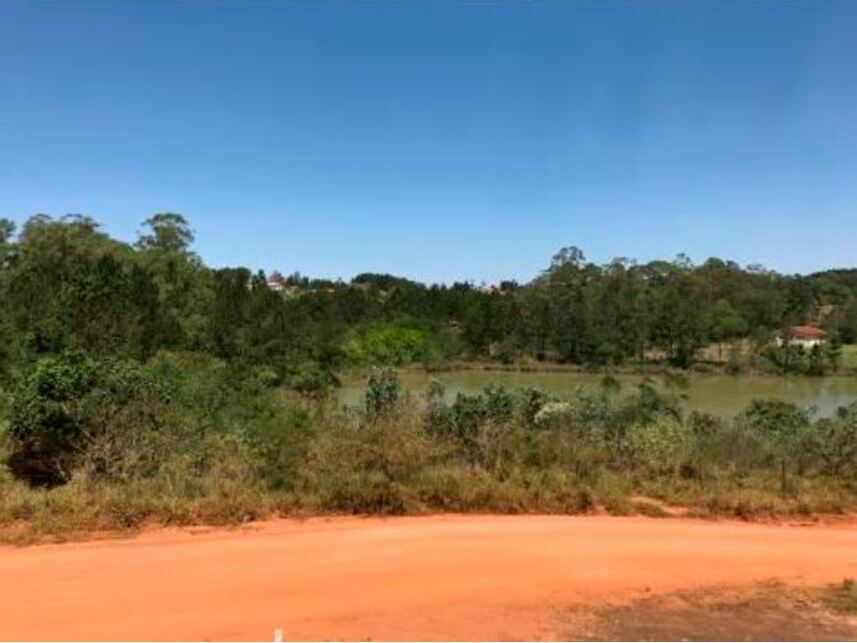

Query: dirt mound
[0,515,855,641]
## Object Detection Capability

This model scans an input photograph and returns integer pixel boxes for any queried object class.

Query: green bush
[286,360,334,397]
[252,365,281,388]
[816,405,857,478]
[8,352,168,486]
[246,404,313,491]
[736,399,817,472]
[364,367,401,416]
[299,407,442,513]
[342,324,438,366]
[625,417,693,476]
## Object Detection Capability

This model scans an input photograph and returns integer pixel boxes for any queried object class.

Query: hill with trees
[1,213,857,540]
[1,213,854,383]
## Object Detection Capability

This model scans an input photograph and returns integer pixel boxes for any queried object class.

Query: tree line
[1,213,856,386]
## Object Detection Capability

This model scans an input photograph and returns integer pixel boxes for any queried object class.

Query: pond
[337,369,857,419]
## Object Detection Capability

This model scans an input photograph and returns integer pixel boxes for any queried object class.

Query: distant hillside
[811,269,857,295]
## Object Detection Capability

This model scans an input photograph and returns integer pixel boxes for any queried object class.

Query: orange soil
[0,515,855,641]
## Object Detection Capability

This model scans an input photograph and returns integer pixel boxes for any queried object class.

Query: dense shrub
[364,367,401,416]
[624,417,693,476]
[8,352,168,486]
[2,356,857,539]
[285,360,335,397]
[342,324,438,366]
[6,351,313,494]
[299,407,443,513]
[816,404,857,477]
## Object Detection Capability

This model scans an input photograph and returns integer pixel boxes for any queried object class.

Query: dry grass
[564,582,857,641]
[821,579,857,615]
[2,380,857,544]
[0,477,281,545]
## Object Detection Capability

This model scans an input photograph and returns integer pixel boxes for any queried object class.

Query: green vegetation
[2,214,857,377]
[841,344,857,370]
[821,579,857,615]
[342,324,438,366]
[2,361,857,541]
[1,213,857,541]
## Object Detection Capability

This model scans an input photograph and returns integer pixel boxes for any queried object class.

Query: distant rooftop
[790,325,825,340]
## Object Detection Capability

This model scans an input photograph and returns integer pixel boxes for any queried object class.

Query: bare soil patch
[564,582,857,641]
[0,515,855,641]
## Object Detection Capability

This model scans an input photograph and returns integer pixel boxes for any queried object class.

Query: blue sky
[1,1,856,283]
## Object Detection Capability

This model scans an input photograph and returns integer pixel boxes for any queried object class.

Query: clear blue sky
[2,1,856,283]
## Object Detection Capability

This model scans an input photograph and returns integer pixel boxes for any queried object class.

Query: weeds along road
[0,515,855,641]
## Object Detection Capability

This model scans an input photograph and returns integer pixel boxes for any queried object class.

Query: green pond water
[337,370,857,419]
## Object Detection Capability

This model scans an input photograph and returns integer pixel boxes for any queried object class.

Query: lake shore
[401,357,857,377]
[337,366,857,418]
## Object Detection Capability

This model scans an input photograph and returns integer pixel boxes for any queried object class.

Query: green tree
[5,215,160,359]
[209,267,252,358]
[342,324,437,366]
[705,299,748,361]
[808,343,826,376]
[826,332,843,372]
[0,217,15,265]
[839,298,857,344]
[136,213,210,350]
[0,218,16,376]
[136,213,194,253]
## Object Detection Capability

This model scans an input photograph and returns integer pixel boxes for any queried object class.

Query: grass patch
[840,345,857,371]
[821,578,857,615]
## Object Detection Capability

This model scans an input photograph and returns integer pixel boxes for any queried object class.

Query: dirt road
[0,515,855,641]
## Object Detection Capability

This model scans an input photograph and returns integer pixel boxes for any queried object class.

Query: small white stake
[273,627,284,642]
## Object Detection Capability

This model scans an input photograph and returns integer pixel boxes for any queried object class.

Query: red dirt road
[1,515,856,641]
